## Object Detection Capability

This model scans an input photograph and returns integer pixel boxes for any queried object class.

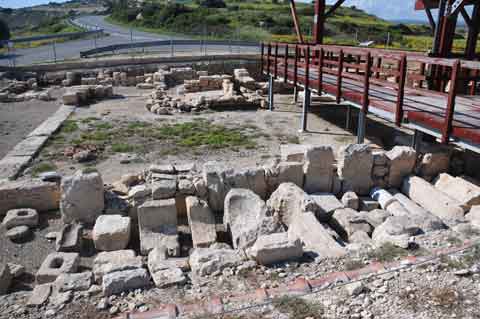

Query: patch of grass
[155,121,256,150]
[111,143,137,153]
[30,162,56,177]
[82,167,98,174]
[61,120,79,133]
[430,287,462,309]
[92,122,114,130]
[80,117,101,124]
[275,133,299,144]
[80,131,110,141]
[273,296,324,318]
[367,242,408,262]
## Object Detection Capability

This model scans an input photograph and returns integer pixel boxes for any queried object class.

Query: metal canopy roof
[415,0,478,10]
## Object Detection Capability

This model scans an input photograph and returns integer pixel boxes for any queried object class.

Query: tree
[199,0,226,9]
[0,19,10,42]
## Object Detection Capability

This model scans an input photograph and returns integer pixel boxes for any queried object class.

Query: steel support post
[412,130,424,151]
[268,75,274,111]
[357,110,366,144]
[300,87,311,132]
[346,105,351,130]
[294,86,299,104]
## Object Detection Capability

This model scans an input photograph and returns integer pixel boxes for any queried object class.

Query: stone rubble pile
[0,79,53,103]
[2,142,480,316]
[62,84,114,106]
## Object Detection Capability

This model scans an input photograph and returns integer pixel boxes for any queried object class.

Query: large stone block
[267,183,320,226]
[288,211,346,258]
[247,232,303,265]
[185,196,217,248]
[93,215,131,251]
[280,144,307,162]
[56,223,83,252]
[338,144,373,195]
[92,250,143,283]
[330,208,373,242]
[60,170,104,224]
[36,252,79,284]
[224,167,268,200]
[264,160,304,193]
[433,173,480,209]
[138,199,179,256]
[0,179,59,215]
[386,146,417,188]
[54,272,92,292]
[372,216,421,248]
[303,145,335,193]
[224,189,282,249]
[147,248,186,288]
[402,175,465,226]
[341,191,360,210]
[310,193,344,221]
[189,248,245,277]
[102,268,150,296]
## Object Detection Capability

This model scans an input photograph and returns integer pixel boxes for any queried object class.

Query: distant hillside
[108,0,432,43]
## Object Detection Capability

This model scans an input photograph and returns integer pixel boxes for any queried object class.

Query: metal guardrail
[1,29,104,45]
[80,40,259,58]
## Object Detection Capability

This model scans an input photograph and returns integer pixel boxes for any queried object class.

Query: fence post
[300,45,311,133]
[260,43,265,73]
[52,40,57,63]
[336,50,344,104]
[358,51,371,144]
[274,43,278,79]
[442,60,461,144]
[318,48,324,94]
[395,55,407,127]
[293,45,298,87]
[266,43,271,77]
[284,45,288,83]
[170,38,174,57]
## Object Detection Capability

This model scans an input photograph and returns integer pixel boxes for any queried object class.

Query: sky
[1,0,429,21]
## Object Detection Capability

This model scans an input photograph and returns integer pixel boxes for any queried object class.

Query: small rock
[453,269,472,276]
[7,263,24,278]
[109,306,119,315]
[45,232,57,240]
[45,309,56,317]
[345,282,366,296]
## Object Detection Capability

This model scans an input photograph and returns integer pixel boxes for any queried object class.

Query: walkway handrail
[80,40,259,58]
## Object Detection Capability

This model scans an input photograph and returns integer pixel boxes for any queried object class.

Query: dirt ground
[21,86,411,184]
[0,89,65,159]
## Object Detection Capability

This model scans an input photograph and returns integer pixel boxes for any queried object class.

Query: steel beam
[313,0,326,44]
[268,75,274,111]
[300,87,311,132]
[289,0,304,43]
[465,3,480,60]
[325,0,347,17]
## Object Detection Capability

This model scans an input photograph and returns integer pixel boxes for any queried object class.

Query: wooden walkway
[262,43,480,151]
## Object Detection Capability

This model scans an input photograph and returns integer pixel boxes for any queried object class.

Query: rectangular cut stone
[247,232,303,265]
[303,146,335,193]
[338,144,373,195]
[386,146,417,188]
[0,155,33,180]
[288,211,346,258]
[0,179,60,215]
[310,193,344,217]
[280,144,307,162]
[138,199,179,255]
[8,135,50,157]
[402,176,465,225]
[185,196,217,248]
[28,105,75,137]
[102,269,149,296]
[36,252,79,284]
[433,173,480,209]
[92,250,143,283]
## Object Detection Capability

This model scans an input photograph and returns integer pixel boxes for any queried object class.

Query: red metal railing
[261,42,480,147]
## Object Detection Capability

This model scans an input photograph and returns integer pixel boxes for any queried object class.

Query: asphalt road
[0,16,256,67]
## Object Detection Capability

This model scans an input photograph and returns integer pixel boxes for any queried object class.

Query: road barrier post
[170,38,174,57]
[52,40,57,63]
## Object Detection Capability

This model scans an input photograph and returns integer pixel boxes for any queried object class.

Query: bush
[199,0,226,8]
[0,19,10,41]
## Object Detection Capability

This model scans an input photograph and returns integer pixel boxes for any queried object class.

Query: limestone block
[247,232,303,265]
[92,250,143,283]
[338,144,373,195]
[341,191,360,210]
[224,166,268,200]
[466,206,480,229]
[224,189,282,249]
[391,191,446,231]
[151,179,177,199]
[27,283,51,306]
[264,161,304,193]
[203,161,229,213]
[357,209,391,228]
[433,173,480,209]
[147,248,186,288]
[2,208,38,229]
[402,175,465,225]
[102,268,149,296]
[303,145,335,193]
[330,208,373,242]
[267,182,319,226]
[138,199,179,256]
[185,196,217,248]
[189,248,245,277]
[386,146,417,188]
[56,223,83,252]
[280,144,307,162]
[36,252,79,284]
[62,92,78,105]
[288,211,346,258]
[0,179,60,215]
[372,216,422,248]
[418,152,450,179]
[360,197,380,211]
[60,170,104,224]
[54,272,92,292]
[310,193,344,221]
[93,215,131,251]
